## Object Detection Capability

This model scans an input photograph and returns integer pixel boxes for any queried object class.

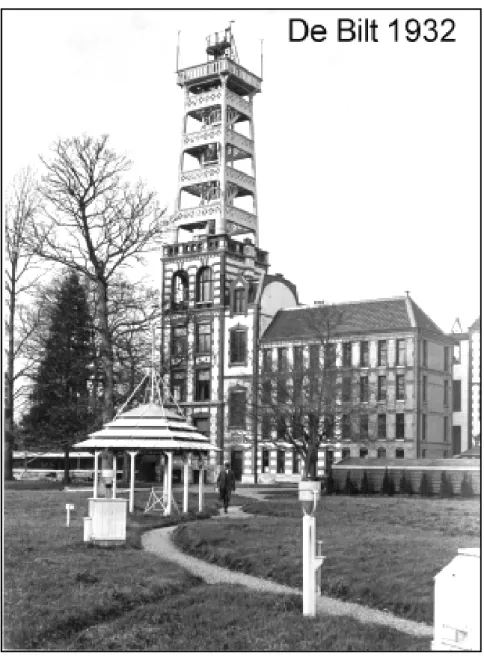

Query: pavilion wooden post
[183,453,190,514]
[199,456,204,512]
[112,453,117,499]
[93,451,101,499]
[128,451,138,513]
[165,451,173,516]
[162,453,167,505]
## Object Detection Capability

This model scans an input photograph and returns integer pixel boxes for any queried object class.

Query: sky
[3,8,481,333]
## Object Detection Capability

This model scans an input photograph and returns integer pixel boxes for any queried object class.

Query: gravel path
[142,507,433,639]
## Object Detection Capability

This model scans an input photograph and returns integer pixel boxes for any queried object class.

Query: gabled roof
[469,317,480,331]
[261,296,444,343]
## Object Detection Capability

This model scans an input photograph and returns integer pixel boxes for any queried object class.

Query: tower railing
[177,58,262,92]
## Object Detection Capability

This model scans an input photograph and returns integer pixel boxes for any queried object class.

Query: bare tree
[256,305,361,480]
[4,168,42,478]
[32,135,164,424]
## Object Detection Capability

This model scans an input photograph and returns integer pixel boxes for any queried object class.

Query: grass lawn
[173,494,480,625]
[3,488,430,651]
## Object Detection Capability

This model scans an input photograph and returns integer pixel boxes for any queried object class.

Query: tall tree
[255,305,361,480]
[21,272,95,482]
[32,135,164,424]
[4,168,42,479]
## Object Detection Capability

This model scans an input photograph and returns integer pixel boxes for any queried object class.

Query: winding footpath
[142,496,433,640]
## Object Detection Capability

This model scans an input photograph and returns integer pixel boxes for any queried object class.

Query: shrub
[419,472,432,497]
[326,472,335,495]
[344,471,352,495]
[361,471,369,495]
[399,471,407,494]
[460,473,474,497]
[403,472,413,495]
[382,469,395,496]
[439,471,454,498]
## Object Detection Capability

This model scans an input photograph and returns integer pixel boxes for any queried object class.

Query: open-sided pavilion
[74,402,220,515]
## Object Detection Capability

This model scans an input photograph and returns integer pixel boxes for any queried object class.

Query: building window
[277,449,285,474]
[422,340,428,367]
[396,374,405,400]
[360,376,369,403]
[453,344,461,364]
[292,450,300,474]
[378,340,387,366]
[342,415,351,440]
[309,345,320,370]
[233,287,245,314]
[342,342,352,367]
[193,416,209,436]
[444,417,449,443]
[422,375,427,403]
[422,413,427,441]
[262,379,271,405]
[324,415,334,439]
[452,425,462,456]
[421,449,426,458]
[377,447,386,458]
[293,375,303,404]
[342,377,351,403]
[261,448,269,473]
[360,447,368,458]
[277,416,286,441]
[276,379,288,406]
[196,266,213,303]
[324,343,336,367]
[172,271,189,308]
[396,413,405,439]
[277,347,288,372]
[395,448,404,459]
[443,450,448,458]
[378,376,387,401]
[171,371,187,402]
[196,323,211,353]
[360,414,368,439]
[195,369,211,401]
[444,380,449,407]
[378,414,386,438]
[262,349,272,373]
[230,328,247,364]
[293,346,304,372]
[342,448,351,460]
[396,339,405,366]
[360,341,369,367]
[453,380,462,412]
[172,326,187,357]
[444,346,450,372]
[262,415,271,441]
[229,390,246,428]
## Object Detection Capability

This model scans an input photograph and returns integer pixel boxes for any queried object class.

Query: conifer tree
[21,272,95,482]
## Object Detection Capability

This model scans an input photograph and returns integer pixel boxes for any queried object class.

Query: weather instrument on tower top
[205,24,239,63]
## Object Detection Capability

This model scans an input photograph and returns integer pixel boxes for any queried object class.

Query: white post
[183,455,189,514]
[165,451,173,516]
[199,462,204,512]
[302,513,316,616]
[162,453,167,505]
[129,451,137,513]
[112,453,117,499]
[93,451,100,499]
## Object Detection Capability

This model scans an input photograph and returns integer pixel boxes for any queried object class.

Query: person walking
[216,462,236,514]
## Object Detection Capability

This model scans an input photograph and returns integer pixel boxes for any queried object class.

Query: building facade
[256,297,455,482]
[159,27,466,484]
[469,317,481,444]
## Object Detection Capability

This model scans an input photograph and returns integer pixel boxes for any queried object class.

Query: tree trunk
[97,278,114,424]
[4,266,16,480]
[63,443,70,485]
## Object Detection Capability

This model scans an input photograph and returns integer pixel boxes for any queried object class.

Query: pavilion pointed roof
[73,402,219,453]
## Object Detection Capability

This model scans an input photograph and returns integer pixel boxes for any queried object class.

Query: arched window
[172,271,188,309]
[377,447,386,459]
[196,266,212,303]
